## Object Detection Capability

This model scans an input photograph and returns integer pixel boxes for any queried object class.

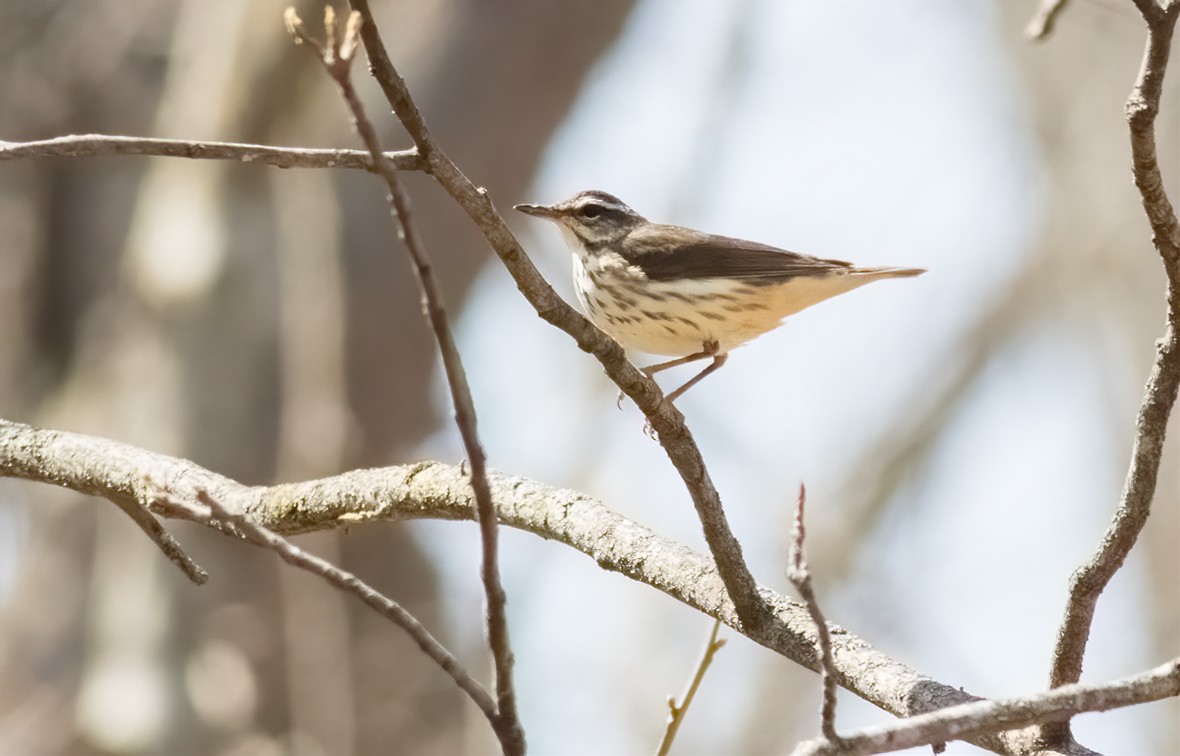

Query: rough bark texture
[3,418,1177,755]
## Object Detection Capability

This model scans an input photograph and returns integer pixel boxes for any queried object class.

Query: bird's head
[515,190,646,249]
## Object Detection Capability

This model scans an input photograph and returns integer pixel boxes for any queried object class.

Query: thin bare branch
[0,418,206,584]
[1042,4,1180,747]
[285,9,523,754]
[1026,0,1073,41]
[157,485,497,724]
[792,659,1180,756]
[0,134,421,171]
[787,485,840,745]
[106,494,207,585]
[343,0,766,633]
[655,619,726,756]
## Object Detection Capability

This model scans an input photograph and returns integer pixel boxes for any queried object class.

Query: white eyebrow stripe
[573,194,628,213]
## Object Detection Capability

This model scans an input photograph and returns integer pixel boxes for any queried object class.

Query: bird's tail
[852,266,926,279]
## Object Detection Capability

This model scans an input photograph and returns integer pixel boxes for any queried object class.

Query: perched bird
[515,190,925,403]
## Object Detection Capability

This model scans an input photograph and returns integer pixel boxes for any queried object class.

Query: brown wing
[619,224,852,282]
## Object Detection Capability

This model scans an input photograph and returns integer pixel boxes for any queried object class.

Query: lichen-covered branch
[0,418,496,725]
[793,659,1180,756]
[6,418,1176,755]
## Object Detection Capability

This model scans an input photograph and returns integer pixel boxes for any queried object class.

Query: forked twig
[1040,1,1180,746]
[285,8,523,754]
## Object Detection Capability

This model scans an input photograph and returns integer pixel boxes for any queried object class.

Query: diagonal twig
[284,8,523,754]
[343,0,767,634]
[0,420,206,584]
[655,619,726,756]
[787,484,840,745]
[0,134,421,171]
[162,485,498,723]
[106,494,207,585]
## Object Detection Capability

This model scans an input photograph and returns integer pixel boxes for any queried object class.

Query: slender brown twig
[1045,0,1179,702]
[787,484,839,744]
[167,486,498,724]
[655,619,726,756]
[792,658,1180,756]
[106,494,207,585]
[285,9,523,754]
[0,134,420,171]
[1041,1,1180,746]
[342,0,766,634]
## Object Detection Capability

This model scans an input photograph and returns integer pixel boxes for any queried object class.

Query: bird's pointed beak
[514,202,561,219]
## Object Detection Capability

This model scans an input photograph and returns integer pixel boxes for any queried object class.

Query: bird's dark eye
[580,204,603,219]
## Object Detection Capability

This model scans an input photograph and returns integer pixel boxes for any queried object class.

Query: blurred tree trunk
[0,0,635,753]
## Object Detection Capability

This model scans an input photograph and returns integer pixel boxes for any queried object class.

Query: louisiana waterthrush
[515,190,925,404]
